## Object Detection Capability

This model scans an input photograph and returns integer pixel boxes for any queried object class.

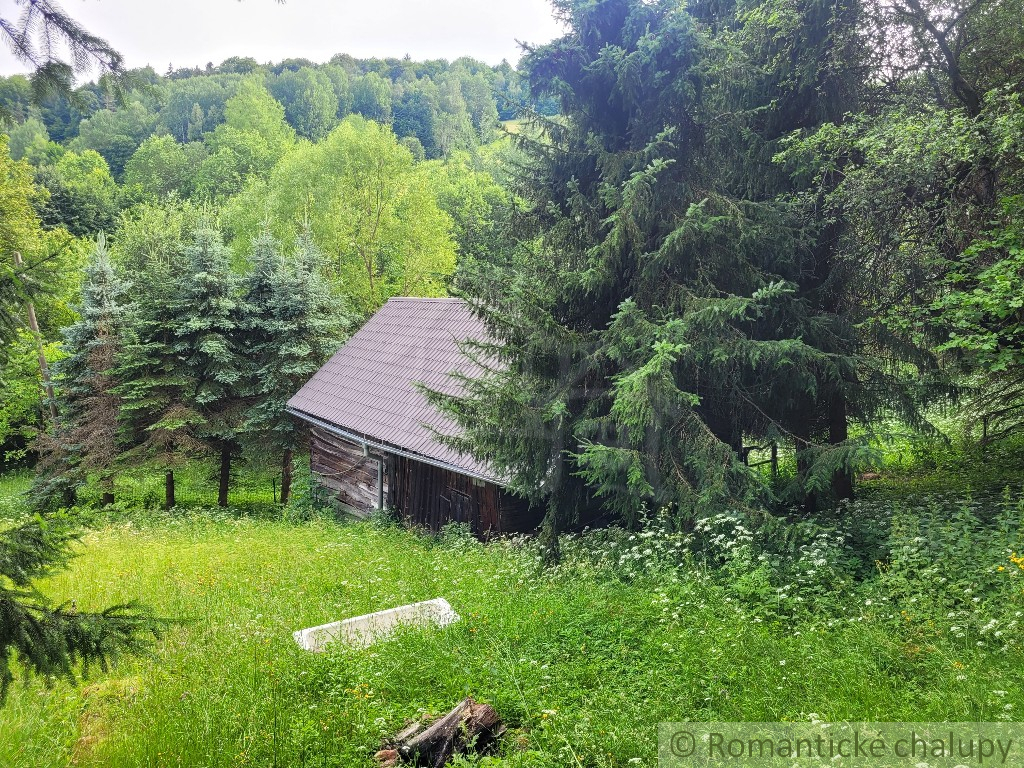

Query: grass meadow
[1,442,1023,767]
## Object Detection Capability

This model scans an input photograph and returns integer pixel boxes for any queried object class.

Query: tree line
[1,74,512,467]
[0,51,555,174]
[34,212,349,511]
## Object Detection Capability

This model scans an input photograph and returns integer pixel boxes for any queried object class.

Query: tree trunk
[100,471,114,507]
[793,416,816,511]
[828,392,853,502]
[165,470,175,510]
[380,698,504,768]
[703,406,743,455]
[218,446,231,508]
[13,251,59,427]
[281,448,293,506]
[61,483,78,509]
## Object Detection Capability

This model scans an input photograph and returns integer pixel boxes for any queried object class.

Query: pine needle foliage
[0,0,126,121]
[434,0,933,548]
[174,223,245,506]
[115,254,197,507]
[0,509,160,703]
[116,219,247,508]
[240,231,351,504]
[31,233,128,510]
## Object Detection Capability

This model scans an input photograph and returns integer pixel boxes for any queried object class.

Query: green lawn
[2,484,1023,766]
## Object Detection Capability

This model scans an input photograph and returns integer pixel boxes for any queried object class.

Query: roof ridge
[386,296,465,303]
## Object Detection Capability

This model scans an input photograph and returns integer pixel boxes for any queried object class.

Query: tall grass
[2,495,1022,767]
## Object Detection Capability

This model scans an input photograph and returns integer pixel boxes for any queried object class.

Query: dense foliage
[433,0,1023,550]
[1,0,1023,713]
[0,52,553,175]
[0,56,513,472]
[2,0,1021,533]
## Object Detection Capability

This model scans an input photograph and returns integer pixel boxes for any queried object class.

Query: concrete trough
[293,597,460,652]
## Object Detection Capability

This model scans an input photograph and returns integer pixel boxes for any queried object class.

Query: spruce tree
[0,511,158,703]
[61,233,127,504]
[440,0,756,547]
[3,246,157,703]
[115,221,196,510]
[241,232,350,505]
[437,0,926,550]
[174,223,244,508]
[116,215,246,508]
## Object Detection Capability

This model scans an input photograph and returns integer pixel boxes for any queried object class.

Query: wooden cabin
[287,297,539,535]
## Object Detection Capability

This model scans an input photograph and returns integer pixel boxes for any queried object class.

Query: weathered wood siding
[497,491,543,533]
[310,426,541,533]
[387,454,541,535]
[309,427,383,516]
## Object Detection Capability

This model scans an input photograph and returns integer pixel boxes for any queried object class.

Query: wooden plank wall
[498,490,543,533]
[309,427,383,516]
[387,456,543,535]
[388,454,506,534]
[310,427,542,533]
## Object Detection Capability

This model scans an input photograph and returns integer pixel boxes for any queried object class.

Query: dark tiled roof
[287,297,495,481]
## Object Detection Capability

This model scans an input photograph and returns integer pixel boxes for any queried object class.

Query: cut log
[386,698,504,767]
[393,721,425,744]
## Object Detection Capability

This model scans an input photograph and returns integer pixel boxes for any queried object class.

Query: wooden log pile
[374,698,505,767]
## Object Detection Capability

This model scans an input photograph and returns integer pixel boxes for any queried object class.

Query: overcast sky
[0,0,566,77]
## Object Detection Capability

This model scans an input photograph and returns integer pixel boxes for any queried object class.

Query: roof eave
[286,406,503,486]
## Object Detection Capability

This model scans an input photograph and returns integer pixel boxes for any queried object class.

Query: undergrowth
[0,437,1021,766]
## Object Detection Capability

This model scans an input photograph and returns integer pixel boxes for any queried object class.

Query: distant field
[500,117,561,137]
[2,485,1023,766]
[501,119,527,135]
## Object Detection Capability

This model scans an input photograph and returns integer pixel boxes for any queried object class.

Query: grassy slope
[1,505,1022,767]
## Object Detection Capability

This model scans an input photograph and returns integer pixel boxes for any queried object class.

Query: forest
[0,51,529,505]
[1,0,1023,765]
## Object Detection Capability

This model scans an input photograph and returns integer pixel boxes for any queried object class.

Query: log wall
[310,426,541,533]
[387,455,541,535]
[309,427,383,516]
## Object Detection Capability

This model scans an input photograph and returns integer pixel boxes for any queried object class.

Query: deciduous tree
[226,116,456,312]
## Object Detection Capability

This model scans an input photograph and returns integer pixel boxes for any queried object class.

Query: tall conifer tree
[174,224,243,508]
[240,232,349,505]
[116,217,197,510]
[34,233,128,507]
[437,0,926,551]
